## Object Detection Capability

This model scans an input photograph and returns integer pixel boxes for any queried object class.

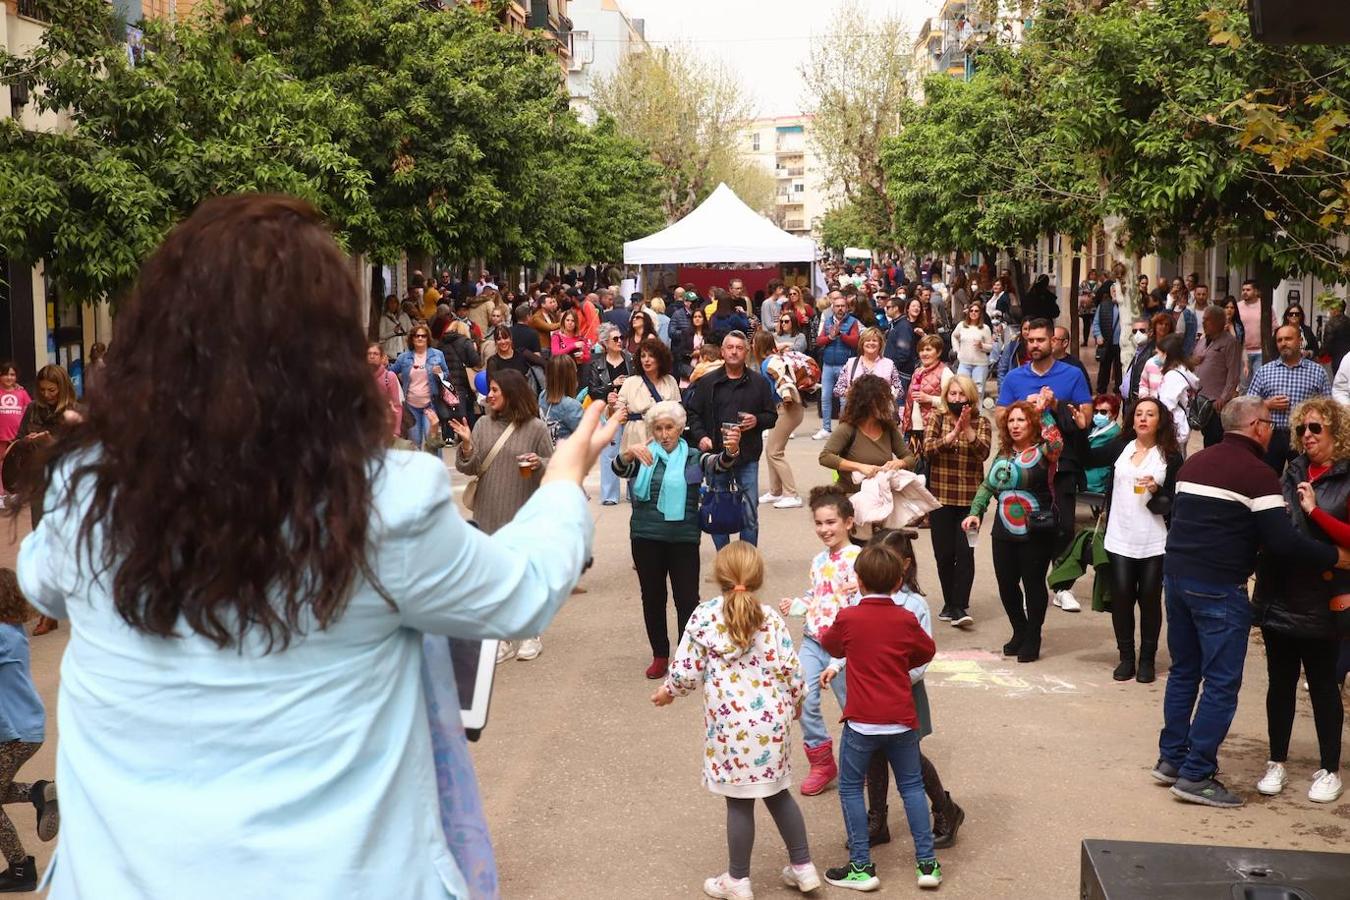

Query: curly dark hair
[23,195,391,651]
[636,336,673,379]
[0,568,31,625]
[840,374,898,428]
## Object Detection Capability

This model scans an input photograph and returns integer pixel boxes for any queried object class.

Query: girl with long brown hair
[653,541,817,898]
[15,194,618,898]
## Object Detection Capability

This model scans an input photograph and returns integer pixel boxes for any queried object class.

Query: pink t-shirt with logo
[0,387,31,443]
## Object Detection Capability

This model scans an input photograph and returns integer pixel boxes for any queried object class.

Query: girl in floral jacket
[653,542,819,900]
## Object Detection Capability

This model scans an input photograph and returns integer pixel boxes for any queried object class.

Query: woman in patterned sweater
[962,398,1062,663]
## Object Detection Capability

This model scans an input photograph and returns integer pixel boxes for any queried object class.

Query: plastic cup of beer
[517,453,534,478]
[1134,478,1146,495]
[965,525,978,548]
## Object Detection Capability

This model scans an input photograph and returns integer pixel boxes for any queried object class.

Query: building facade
[566,0,646,125]
[741,115,833,239]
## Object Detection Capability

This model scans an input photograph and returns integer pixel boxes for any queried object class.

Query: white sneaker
[1309,769,1343,803]
[781,863,821,893]
[704,872,754,899]
[1256,761,1287,796]
[495,641,517,664]
[1055,590,1081,612]
[759,492,783,504]
[811,429,830,440]
[516,637,543,661]
[774,496,804,509]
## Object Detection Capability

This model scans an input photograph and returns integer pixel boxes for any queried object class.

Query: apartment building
[459,0,572,71]
[566,0,647,125]
[741,115,833,239]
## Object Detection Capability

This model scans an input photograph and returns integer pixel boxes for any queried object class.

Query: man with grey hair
[1191,304,1243,446]
[1153,395,1350,808]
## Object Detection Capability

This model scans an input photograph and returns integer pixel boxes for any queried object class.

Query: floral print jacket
[665,598,805,797]
[786,545,862,642]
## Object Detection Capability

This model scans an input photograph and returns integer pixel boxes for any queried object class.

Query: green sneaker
[824,862,880,891]
[917,859,942,888]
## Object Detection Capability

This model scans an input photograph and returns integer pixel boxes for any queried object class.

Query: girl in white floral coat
[653,542,819,900]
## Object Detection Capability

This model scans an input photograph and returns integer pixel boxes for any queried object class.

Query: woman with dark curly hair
[820,375,915,501]
[14,194,617,898]
[962,399,1063,663]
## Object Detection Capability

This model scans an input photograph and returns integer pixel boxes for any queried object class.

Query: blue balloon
[475,370,489,396]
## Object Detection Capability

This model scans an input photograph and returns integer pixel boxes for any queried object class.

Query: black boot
[1002,629,1024,657]
[1136,641,1157,684]
[867,806,891,846]
[1113,645,1136,681]
[1017,630,1041,663]
[0,857,36,893]
[932,792,965,849]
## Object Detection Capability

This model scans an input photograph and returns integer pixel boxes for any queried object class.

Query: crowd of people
[4,199,1350,900]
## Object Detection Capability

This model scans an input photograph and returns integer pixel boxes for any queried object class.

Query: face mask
[1132,330,1148,347]
[1092,412,1110,428]
[947,401,967,419]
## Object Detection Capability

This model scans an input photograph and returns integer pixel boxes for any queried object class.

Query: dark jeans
[630,538,700,657]
[1159,576,1253,782]
[839,726,934,866]
[1107,552,1164,652]
[1263,427,1293,475]
[1096,345,1121,394]
[1052,470,1078,558]
[1263,628,1343,772]
[930,505,975,615]
[991,534,1056,648]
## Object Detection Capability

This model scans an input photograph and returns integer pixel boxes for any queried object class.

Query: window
[793,183,804,193]
[751,133,760,151]
[17,0,51,22]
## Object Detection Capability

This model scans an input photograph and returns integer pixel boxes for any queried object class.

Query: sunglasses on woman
[1295,422,1324,437]
[1094,408,1113,416]
[1131,327,1147,335]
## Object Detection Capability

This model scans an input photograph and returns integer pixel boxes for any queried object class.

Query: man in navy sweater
[1154,396,1350,808]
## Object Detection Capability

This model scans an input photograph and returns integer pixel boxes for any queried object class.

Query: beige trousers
[765,400,804,498]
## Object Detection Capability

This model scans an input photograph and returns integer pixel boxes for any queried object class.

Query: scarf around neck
[633,438,690,521]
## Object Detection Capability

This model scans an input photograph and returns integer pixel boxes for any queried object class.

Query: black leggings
[630,538,700,658]
[991,534,1056,644]
[1263,629,1343,772]
[1106,552,1163,651]
[867,749,946,813]
[929,505,975,614]
[725,790,811,880]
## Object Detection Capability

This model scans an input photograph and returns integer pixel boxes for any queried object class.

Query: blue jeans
[798,636,847,748]
[821,362,844,432]
[1244,351,1263,390]
[1158,576,1253,781]
[711,460,760,548]
[839,725,934,866]
[599,422,625,503]
[405,404,436,453]
[957,362,988,402]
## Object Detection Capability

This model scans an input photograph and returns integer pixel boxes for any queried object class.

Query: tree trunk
[1068,246,1083,357]
[1254,257,1282,364]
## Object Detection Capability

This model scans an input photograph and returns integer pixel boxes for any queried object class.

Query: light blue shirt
[18,449,592,899]
[0,623,44,743]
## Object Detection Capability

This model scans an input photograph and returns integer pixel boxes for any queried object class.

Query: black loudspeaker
[1081,839,1350,899]
[1249,0,1350,45]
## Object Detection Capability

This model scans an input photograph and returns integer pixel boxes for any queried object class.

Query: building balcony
[784,220,805,231]
[17,0,51,22]
[528,0,572,55]
[775,166,805,178]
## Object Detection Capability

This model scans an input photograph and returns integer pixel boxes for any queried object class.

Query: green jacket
[1049,525,1114,612]
[612,443,735,543]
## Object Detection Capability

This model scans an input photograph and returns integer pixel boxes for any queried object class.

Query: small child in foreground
[818,544,941,891]
[653,542,820,900]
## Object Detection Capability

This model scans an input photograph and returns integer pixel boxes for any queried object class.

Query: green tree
[594,47,768,220]
[0,0,372,303]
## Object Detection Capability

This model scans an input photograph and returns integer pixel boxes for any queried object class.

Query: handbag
[1027,455,1060,533]
[461,422,516,512]
[699,469,746,535]
[1186,389,1215,431]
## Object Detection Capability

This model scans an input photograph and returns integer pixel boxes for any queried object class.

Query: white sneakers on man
[1309,769,1343,803]
[1256,761,1287,796]
[1053,590,1081,612]
[812,429,830,440]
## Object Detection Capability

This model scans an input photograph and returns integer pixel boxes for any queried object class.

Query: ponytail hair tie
[732,584,748,592]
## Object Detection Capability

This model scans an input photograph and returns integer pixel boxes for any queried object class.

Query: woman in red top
[367,342,401,439]
[550,308,592,365]
[903,335,954,452]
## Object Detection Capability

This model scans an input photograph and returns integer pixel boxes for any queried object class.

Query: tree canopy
[0,0,662,303]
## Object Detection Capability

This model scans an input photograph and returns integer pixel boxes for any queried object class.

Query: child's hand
[651,685,674,707]
[779,597,792,615]
[820,668,837,689]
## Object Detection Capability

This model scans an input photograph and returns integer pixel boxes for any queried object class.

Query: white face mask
[1132,330,1149,347]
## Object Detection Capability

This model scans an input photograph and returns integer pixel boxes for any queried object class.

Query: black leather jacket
[1253,454,1350,640]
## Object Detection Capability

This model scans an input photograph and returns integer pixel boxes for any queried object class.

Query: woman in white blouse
[951,302,994,402]
[1154,333,1200,448]
[1085,397,1183,685]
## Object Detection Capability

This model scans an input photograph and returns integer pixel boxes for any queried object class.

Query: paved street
[12,380,1349,898]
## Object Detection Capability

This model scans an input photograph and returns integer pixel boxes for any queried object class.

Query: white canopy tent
[623,183,817,265]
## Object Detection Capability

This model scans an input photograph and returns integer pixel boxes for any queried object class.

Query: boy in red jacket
[819,544,941,891]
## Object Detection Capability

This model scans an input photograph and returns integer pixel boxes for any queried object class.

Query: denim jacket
[391,348,452,409]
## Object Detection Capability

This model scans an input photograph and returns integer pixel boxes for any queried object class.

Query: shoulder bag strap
[479,422,517,475]
[641,374,664,404]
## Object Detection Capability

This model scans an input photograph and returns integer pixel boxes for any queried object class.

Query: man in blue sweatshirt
[812,292,860,440]
[1153,395,1350,808]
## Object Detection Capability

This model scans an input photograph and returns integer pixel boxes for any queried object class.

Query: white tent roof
[623,183,817,265]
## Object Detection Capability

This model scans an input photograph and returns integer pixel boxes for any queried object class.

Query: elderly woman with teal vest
[612,399,738,680]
